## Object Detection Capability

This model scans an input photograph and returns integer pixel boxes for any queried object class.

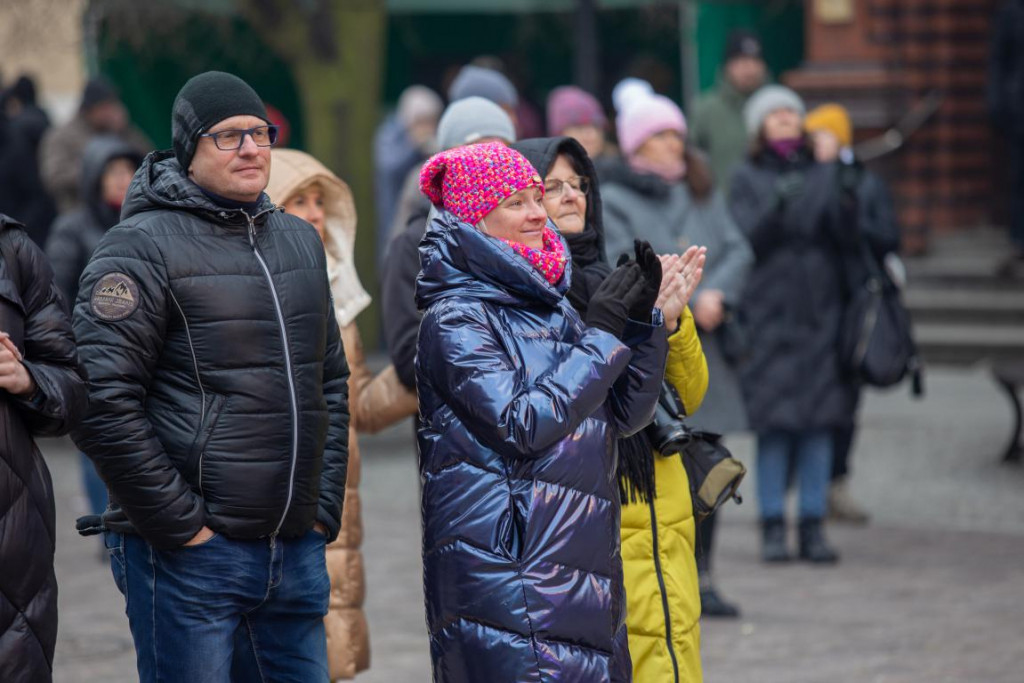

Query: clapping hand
[657,246,706,332]
[0,331,35,396]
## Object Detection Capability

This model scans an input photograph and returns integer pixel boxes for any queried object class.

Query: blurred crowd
[0,24,920,683]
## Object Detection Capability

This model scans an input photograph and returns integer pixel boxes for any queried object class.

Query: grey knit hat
[447,65,519,108]
[437,97,517,150]
[171,71,269,170]
[743,85,806,138]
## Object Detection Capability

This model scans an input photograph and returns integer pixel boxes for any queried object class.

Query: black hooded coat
[512,136,659,503]
[45,136,143,305]
[0,215,87,682]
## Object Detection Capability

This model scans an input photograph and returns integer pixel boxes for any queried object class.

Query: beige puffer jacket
[267,149,418,680]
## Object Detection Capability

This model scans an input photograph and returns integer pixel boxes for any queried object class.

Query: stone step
[904,288,1024,324]
[913,321,1024,365]
[905,257,1024,290]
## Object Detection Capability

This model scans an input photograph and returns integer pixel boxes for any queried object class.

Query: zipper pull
[246,214,256,246]
[269,532,277,551]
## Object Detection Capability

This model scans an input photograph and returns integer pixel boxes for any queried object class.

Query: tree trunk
[240,0,386,343]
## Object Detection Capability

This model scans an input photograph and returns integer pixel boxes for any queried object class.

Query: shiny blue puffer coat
[415,211,668,682]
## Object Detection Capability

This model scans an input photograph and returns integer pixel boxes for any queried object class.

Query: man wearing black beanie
[72,70,350,682]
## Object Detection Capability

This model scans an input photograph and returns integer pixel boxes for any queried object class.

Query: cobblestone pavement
[48,365,1024,682]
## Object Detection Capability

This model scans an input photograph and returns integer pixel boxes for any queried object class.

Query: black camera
[645,381,693,456]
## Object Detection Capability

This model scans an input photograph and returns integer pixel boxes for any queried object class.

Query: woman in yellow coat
[266,149,418,681]
[512,136,708,682]
[619,307,708,683]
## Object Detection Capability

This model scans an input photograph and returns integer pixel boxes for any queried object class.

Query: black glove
[628,239,662,321]
[586,262,645,339]
[774,172,805,207]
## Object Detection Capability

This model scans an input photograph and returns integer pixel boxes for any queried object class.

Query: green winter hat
[171,71,269,170]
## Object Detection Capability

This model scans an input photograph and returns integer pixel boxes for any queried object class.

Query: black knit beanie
[171,71,269,170]
[723,29,763,63]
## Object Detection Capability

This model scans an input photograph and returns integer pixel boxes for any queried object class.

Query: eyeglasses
[543,176,590,198]
[199,125,279,151]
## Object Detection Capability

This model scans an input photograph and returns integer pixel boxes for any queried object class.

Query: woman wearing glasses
[601,95,754,631]
[515,135,710,683]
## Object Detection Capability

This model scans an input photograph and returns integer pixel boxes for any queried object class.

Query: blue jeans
[104,529,330,683]
[756,430,834,520]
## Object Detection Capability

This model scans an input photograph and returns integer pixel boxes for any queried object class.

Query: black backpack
[834,164,923,395]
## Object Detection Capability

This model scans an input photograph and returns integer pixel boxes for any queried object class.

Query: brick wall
[786,0,1001,252]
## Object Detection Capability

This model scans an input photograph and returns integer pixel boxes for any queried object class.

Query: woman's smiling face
[479,185,547,250]
[542,154,588,235]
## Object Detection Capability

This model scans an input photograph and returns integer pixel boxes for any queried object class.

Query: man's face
[725,56,767,95]
[189,114,272,202]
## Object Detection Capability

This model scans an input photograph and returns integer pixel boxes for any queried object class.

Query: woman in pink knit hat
[413,141,668,682]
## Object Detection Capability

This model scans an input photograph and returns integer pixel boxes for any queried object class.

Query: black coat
[0,116,55,247]
[990,0,1024,134]
[71,150,351,549]
[0,215,86,683]
[45,136,143,305]
[380,192,431,390]
[729,148,857,432]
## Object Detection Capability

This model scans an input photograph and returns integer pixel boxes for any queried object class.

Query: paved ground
[46,364,1024,682]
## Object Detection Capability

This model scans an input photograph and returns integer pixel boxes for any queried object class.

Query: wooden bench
[992,362,1024,464]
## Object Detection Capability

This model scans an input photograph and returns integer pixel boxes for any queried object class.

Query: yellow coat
[620,308,708,683]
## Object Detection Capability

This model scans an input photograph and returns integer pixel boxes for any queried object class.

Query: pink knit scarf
[502,226,567,285]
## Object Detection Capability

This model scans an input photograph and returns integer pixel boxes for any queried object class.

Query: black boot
[761,517,791,563]
[798,518,839,564]
[700,583,741,618]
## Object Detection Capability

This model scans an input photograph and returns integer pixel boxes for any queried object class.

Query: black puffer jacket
[0,215,86,683]
[45,136,143,305]
[71,150,351,550]
[729,147,858,432]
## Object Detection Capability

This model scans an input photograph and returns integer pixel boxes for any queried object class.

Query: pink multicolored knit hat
[419,141,544,227]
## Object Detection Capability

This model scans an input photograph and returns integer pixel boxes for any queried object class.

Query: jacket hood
[415,210,571,311]
[121,150,276,225]
[265,148,371,326]
[81,135,144,228]
[511,136,607,266]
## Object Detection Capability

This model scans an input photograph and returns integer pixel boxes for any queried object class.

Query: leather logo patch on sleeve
[90,272,141,321]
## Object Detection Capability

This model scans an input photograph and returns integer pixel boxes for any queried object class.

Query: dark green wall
[98,12,304,151]
[695,0,805,92]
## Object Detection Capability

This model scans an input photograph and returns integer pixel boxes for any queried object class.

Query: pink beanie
[419,141,544,227]
[547,86,607,135]
[616,94,688,157]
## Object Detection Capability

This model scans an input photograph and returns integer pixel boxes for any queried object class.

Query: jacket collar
[415,210,571,311]
[122,150,276,227]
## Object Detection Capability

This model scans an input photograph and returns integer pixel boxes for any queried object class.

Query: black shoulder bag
[835,165,924,395]
[646,382,746,521]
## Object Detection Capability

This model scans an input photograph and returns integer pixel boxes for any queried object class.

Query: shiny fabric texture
[620,313,708,683]
[0,217,87,683]
[71,150,351,550]
[415,210,668,682]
